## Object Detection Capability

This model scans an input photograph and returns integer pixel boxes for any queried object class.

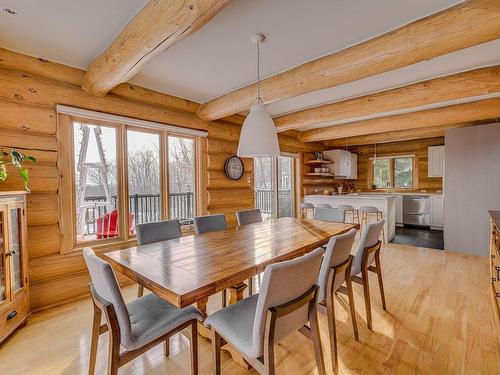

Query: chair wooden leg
[211,329,221,375]
[106,330,120,375]
[345,275,359,341]
[137,284,144,298]
[164,338,169,357]
[88,303,101,375]
[309,306,326,375]
[326,290,338,374]
[190,321,198,375]
[361,268,373,330]
[248,277,253,296]
[263,336,276,375]
[375,254,387,311]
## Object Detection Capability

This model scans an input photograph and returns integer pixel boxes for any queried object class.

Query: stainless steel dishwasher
[403,195,430,226]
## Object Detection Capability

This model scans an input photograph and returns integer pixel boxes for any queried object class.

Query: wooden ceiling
[67,0,500,146]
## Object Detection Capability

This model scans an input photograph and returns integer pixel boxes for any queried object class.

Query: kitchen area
[302,139,445,250]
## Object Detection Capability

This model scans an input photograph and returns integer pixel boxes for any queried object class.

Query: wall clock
[224,155,245,180]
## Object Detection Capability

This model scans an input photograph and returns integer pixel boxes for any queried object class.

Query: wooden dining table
[104,217,358,367]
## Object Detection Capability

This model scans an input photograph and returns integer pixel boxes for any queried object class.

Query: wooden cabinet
[0,192,29,343]
[490,211,500,320]
[430,195,444,229]
[323,150,357,179]
[428,145,445,177]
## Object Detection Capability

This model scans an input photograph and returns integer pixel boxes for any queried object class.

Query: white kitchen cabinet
[430,195,444,229]
[428,146,445,177]
[323,150,357,179]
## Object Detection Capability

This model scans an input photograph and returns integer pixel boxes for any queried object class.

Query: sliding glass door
[254,155,296,219]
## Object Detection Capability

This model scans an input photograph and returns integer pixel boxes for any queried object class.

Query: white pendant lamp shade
[237,33,280,158]
[237,102,280,157]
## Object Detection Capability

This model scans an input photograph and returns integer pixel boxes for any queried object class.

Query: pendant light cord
[256,40,262,105]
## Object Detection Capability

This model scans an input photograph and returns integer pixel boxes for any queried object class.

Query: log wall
[0,50,310,311]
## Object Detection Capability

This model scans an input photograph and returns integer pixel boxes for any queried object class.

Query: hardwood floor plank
[0,243,499,374]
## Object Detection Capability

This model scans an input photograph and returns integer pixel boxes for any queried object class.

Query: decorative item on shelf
[0,149,36,192]
[237,33,280,158]
[337,185,344,195]
[322,189,332,195]
[314,152,323,160]
[224,155,245,180]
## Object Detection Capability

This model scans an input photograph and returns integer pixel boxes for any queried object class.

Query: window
[168,136,196,225]
[60,108,205,247]
[254,155,297,220]
[371,156,415,189]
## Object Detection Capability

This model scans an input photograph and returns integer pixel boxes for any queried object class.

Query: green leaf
[27,156,37,163]
[19,168,29,191]
[11,150,23,167]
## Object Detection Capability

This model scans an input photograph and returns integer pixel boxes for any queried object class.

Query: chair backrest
[82,248,132,347]
[316,203,332,209]
[317,229,357,303]
[351,220,384,275]
[314,207,346,223]
[136,219,182,245]
[194,214,227,234]
[236,209,263,226]
[249,248,324,358]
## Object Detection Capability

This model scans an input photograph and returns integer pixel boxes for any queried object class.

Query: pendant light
[237,34,280,158]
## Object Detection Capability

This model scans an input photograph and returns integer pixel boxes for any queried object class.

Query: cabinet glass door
[0,209,6,302]
[9,207,23,293]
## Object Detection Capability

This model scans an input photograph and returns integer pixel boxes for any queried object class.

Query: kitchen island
[304,194,397,242]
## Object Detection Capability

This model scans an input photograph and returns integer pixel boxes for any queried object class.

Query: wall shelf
[304,172,335,177]
[304,159,333,165]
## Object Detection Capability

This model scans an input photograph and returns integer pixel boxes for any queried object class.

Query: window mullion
[118,124,129,240]
[161,132,169,220]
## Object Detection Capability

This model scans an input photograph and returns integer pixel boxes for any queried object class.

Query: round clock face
[224,156,245,180]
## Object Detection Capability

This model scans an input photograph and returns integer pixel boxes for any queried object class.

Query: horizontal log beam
[322,122,490,147]
[275,65,500,130]
[300,98,500,142]
[83,0,232,95]
[198,0,500,121]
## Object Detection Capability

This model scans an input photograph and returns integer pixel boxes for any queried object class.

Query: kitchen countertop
[306,194,397,200]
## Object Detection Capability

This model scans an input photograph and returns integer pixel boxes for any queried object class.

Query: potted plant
[0,149,37,192]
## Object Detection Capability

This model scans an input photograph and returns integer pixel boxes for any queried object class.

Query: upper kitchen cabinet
[428,145,445,177]
[323,150,357,179]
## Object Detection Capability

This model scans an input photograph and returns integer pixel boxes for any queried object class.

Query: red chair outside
[96,209,135,239]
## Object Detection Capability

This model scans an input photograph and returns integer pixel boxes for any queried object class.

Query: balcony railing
[83,193,194,235]
[255,188,292,215]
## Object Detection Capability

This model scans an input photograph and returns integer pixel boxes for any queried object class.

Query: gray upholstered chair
[205,248,326,375]
[236,208,263,296]
[236,208,263,226]
[314,207,346,223]
[194,214,229,307]
[300,202,315,219]
[316,203,333,209]
[316,229,358,374]
[194,214,227,235]
[136,219,182,297]
[336,204,360,224]
[83,248,202,375]
[359,205,385,243]
[350,220,386,330]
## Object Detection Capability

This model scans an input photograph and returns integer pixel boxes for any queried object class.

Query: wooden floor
[1,243,499,374]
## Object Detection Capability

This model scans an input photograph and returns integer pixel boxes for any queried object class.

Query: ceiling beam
[322,121,492,148]
[299,97,500,142]
[197,0,500,121]
[82,0,232,96]
[275,65,500,131]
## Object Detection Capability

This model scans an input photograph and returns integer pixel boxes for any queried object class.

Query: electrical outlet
[246,176,251,183]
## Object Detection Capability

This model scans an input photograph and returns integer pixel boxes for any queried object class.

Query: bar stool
[316,203,333,209]
[300,202,315,219]
[359,206,385,243]
[337,204,360,224]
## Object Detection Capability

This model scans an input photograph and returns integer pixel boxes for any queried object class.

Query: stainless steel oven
[403,195,430,226]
